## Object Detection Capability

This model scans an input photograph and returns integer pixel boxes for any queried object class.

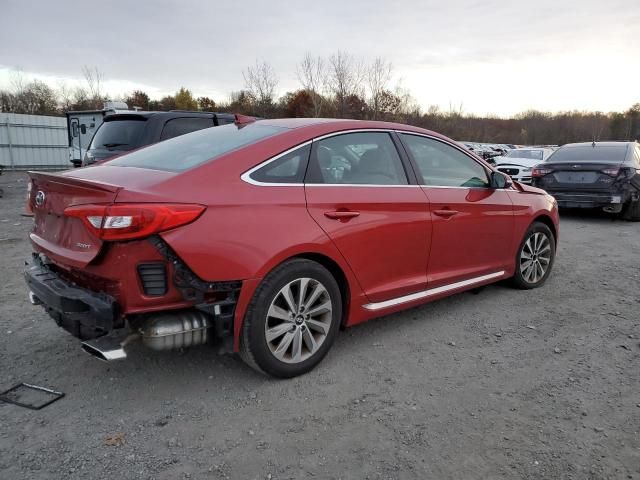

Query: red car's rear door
[398,133,514,287]
[304,131,431,303]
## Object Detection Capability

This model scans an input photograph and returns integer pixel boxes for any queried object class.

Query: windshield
[107,123,286,172]
[549,145,628,163]
[90,118,147,151]
[506,149,543,160]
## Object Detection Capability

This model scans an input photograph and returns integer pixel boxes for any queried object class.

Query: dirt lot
[0,170,638,480]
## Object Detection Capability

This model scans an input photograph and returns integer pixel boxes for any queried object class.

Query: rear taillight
[64,203,205,241]
[531,167,553,178]
[601,167,620,177]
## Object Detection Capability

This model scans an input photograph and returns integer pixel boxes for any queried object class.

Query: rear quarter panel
[158,182,351,282]
[154,175,368,350]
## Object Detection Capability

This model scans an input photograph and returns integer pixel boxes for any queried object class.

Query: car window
[89,118,147,151]
[249,144,311,184]
[108,123,286,172]
[160,117,214,141]
[305,132,408,185]
[548,145,628,163]
[400,134,490,188]
[506,149,544,160]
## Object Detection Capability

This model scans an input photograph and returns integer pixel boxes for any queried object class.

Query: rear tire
[239,259,342,378]
[622,199,640,222]
[511,222,556,289]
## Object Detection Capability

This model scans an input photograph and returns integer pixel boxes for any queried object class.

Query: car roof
[512,147,552,151]
[562,141,636,148]
[256,117,446,137]
[104,110,232,120]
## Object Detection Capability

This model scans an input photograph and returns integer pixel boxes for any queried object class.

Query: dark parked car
[82,110,236,166]
[532,141,640,220]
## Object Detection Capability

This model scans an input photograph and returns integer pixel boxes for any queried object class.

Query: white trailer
[65,101,128,167]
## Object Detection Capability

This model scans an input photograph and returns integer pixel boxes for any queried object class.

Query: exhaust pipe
[81,333,137,362]
[81,310,212,361]
[29,291,42,305]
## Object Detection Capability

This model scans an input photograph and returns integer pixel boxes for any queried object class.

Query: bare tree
[367,57,392,120]
[82,65,104,108]
[590,112,608,141]
[447,101,465,117]
[296,53,328,117]
[57,81,75,111]
[393,83,420,118]
[9,68,27,95]
[243,60,279,116]
[328,51,365,117]
[0,75,57,115]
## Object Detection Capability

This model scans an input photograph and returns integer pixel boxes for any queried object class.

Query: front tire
[240,259,342,378]
[511,222,556,289]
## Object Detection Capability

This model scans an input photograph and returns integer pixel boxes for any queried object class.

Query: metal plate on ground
[0,383,65,410]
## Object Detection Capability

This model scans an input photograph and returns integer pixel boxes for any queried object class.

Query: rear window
[90,118,147,151]
[549,145,628,163]
[506,149,543,160]
[107,123,286,172]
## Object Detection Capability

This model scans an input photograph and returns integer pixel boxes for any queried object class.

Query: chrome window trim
[312,128,395,142]
[420,185,498,190]
[363,271,506,311]
[240,127,511,189]
[240,140,313,187]
[395,130,501,188]
[242,129,413,187]
[306,184,422,188]
[394,130,489,165]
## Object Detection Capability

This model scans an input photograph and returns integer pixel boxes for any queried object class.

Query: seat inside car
[345,148,400,184]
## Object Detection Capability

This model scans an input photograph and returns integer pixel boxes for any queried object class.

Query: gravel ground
[0,171,638,480]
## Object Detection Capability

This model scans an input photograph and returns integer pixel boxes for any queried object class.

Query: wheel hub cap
[264,277,332,364]
[519,231,551,284]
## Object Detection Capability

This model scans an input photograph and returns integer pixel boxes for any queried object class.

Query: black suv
[532,141,640,220]
[82,110,236,166]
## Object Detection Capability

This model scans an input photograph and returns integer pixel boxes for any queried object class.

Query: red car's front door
[304,131,431,303]
[398,133,514,287]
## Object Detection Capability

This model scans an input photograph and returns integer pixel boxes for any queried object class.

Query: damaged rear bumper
[24,254,118,340]
[545,190,632,209]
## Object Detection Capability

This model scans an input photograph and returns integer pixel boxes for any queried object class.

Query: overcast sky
[1,0,638,116]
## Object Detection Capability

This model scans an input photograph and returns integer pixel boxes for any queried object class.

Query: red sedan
[25,118,559,377]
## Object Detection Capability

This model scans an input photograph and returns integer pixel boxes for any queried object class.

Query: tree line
[1,56,638,145]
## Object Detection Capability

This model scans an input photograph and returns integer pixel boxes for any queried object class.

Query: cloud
[1,0,638,115]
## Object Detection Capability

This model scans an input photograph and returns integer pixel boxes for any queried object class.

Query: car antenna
[234,114,256,125]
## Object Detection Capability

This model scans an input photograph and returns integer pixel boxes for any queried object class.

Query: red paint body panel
[28,173,120,267]
[305,185,431,302]
[27,119,559,353]
[422,187,514,286]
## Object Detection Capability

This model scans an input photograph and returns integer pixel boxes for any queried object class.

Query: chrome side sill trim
[362,271,506,311]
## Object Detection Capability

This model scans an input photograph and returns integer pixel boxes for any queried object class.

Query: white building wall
[0,113,69,170]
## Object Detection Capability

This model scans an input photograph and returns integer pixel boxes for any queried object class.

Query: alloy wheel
[264,277,333,364]
[519,232,551,284]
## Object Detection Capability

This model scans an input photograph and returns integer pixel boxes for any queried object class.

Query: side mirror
[490,171,512,189]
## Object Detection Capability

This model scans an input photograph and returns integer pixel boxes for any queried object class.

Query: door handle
[433,209,459,218]
[324,210,360,220]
